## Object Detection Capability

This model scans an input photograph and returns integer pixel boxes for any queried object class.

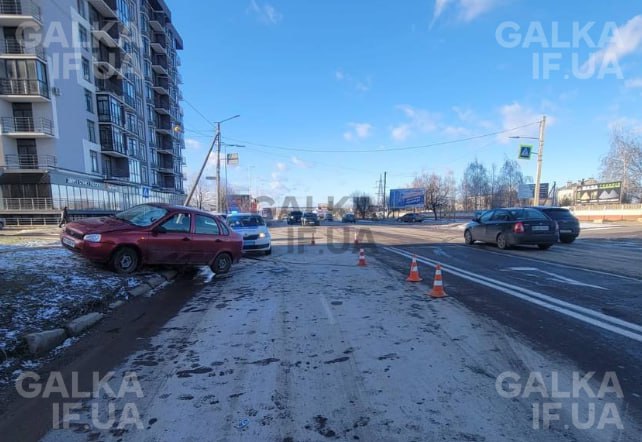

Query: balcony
[103,167,129,182]
[91,19,121,49]
[93,46,123,78]
[87,0,117,19]
[0,38,45,59]
[0,0,42,26]
[95,77,123,97]
[154,96,170,115]
[1,116,54,138]
[0,78,49,101]
[151,55,168,76]
[3,154,56,170]
[151,32,167,54]
[149,11,167,32]
[152,75,169,95]
[156,135,174,154]
[157,159,174,173]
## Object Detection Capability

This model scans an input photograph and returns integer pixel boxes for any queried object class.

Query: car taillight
[513,222,524,234]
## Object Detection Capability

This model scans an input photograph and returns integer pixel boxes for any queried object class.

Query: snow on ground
[0,234,147,357]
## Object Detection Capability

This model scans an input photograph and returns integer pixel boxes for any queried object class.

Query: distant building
[0,0,185,224]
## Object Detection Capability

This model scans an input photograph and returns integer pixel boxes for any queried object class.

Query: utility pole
[383,172,388,218]
[533,115,547,206]
[184,129,219,207]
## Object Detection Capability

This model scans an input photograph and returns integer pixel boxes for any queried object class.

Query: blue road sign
[518,144,533,159]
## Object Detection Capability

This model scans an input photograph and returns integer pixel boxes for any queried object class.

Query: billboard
[389,188,425,210]
[518,183,549,200]
[227,194,252,213]
[575,181,622,204]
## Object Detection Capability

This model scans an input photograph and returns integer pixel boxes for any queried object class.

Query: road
[1,221,641,441]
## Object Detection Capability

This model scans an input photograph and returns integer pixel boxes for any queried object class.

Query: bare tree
[351,192,372,219]
[461,160,490,210]
[498,158,524,207]
[411,173,452,220]
[600,127,642,202]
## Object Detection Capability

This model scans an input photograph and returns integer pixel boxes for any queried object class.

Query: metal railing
[0,38,45,58]
[1,116,54,135]
[0,78,49,98]
[0,0,42,21]
[3,154,57,169]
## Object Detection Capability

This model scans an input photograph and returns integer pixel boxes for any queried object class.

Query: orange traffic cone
[357,248,367,267]
[429,264,447,298]
[354,230,359,245]
[406,256,422,282]
[310,232,316,245]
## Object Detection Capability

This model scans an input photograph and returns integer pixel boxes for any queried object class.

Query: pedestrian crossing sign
[518,144,533,160]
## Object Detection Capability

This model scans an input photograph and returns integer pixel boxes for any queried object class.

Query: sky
[168,0,642,207]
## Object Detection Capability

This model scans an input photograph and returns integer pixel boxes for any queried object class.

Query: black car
[464,208,558,250]
[398,213,424,223]
[301,212,320,226]
[287,210,303,225]
[531,207,580,243]
[342,213,356,223]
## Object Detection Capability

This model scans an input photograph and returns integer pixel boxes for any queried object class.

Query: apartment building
[0,0,186,224]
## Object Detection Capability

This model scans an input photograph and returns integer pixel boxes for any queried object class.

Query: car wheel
[210,253,232,274]
[464,230,474,245]
[538,244,553,250]
[560,236,575,244]
[496,233,509,250]
[264,248,272,256]
[110,247,139,274]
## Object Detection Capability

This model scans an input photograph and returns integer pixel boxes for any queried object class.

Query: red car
[60,203,243,274]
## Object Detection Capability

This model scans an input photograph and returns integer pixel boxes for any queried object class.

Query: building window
[90,151,99,172]
[79,26,88,49]
[82,57,91,81]
[87,120,96,143]
[77,0,86,18]
[84,89,93,113]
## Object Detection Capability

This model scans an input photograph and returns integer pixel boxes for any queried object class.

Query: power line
[222,121,540,154]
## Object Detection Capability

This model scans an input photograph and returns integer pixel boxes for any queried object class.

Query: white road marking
[502,267,608,290]
[385,246,642,343]
[319,294,336,325]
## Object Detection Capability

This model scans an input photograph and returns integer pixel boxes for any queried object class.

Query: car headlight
[259,232,266,238]
[83,234,102,243]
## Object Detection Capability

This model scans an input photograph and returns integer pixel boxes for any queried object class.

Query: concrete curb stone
[24,329,67,355]
[65,313,104,337]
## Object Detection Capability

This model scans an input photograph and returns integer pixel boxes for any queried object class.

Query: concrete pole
[533,116,547,206]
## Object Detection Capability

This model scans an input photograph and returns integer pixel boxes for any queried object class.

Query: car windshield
[227,215,265,228]
[114,205,168,227]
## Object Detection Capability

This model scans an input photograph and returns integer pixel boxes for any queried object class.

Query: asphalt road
[1,220,641,441]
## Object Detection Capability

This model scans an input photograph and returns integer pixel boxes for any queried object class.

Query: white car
[226,213,272,255]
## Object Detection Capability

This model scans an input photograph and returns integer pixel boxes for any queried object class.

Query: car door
[191,214,226,264]
[474,210,494,242]
[145,212,194,264]
[484,210,510,243]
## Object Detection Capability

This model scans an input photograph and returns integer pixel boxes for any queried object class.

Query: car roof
[227,212,262,216]
[143,203,215,217]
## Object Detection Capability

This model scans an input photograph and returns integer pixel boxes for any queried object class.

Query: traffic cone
[310,232,316,245]
[429,264,447,298]
[357,248,367,267]
[354,230,359,245]
[406,256,422,282]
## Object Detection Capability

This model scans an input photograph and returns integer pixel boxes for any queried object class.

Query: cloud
[452,106,475,122]
[497,102,548,144]
[625,77,642,88]
[291,156,309,168]
[276,162,287,171]
[391,105,440,140]
[582,15,642,73]
[607,117,642,134]
[184,138,203,150]
[344,122,373,141]
[247,0,282,25]
[432,0,501,26]
[334,69,372,93]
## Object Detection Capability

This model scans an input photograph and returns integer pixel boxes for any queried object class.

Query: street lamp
[183,114,240,209]
[510,115,547,206]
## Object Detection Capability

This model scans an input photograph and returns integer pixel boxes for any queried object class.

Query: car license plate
[244,240,255,246]
[62,237,76,248]
[532,226,549,231]
[560,229,572,233]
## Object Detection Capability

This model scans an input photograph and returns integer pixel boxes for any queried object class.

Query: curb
[20,271,178,356]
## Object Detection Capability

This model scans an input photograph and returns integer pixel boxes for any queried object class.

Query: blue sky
[169,0,642,206]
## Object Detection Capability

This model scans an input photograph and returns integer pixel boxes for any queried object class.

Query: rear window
[541,209,575,220]
[508,209,549,220]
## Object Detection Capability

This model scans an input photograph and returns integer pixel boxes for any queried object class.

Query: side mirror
[472,216,480,223]
[153,225,167,235]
